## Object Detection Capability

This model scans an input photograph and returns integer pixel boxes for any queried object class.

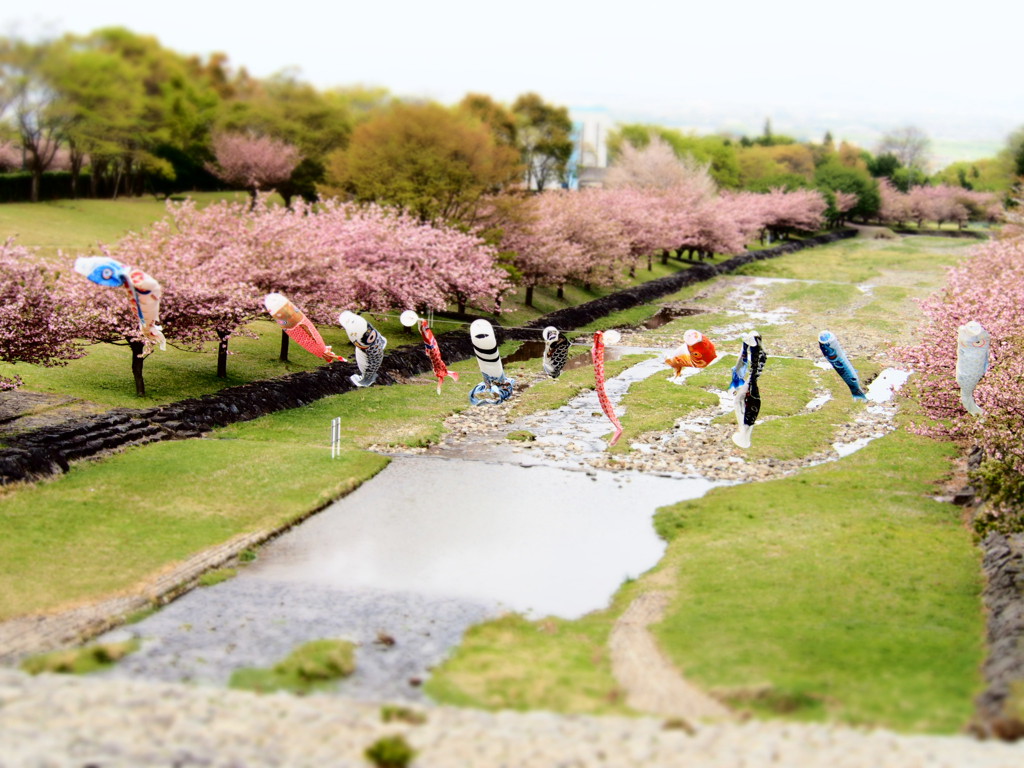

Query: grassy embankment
[425,235,988,734]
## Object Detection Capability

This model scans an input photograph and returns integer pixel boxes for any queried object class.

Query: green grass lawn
[0,192,257,259]
[653,415,982,733]
[732,237,968,285]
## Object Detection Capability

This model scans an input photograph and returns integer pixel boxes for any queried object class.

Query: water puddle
[805,391,832,411]
[98,456,713,699]
[245,456,706,619]
[864,368,911,403]
[642,306,706,330]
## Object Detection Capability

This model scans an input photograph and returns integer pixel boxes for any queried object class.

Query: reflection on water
[248,456,713,620]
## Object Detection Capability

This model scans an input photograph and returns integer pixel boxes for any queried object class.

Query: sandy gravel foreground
[1,669,1022,768]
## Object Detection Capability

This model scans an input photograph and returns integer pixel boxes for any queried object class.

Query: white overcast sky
[4,0,1021,160]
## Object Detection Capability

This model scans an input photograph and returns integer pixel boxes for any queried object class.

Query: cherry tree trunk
[279,330,290,362]
[525,285,534,307]
[217,332,229,379]
[128,340,147,397]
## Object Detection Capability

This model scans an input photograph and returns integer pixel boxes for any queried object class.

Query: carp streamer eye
[101,268,114,280]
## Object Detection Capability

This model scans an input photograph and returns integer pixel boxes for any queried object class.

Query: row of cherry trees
[3,185,831,392]
[487,184,829,306]
[895,225,1024,532]
[877,181,1002,229]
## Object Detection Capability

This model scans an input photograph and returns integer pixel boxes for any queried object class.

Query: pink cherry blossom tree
[604,136,717,196]
[895,231,1024,528]
[878,179,911,227]
[0,141,22,172]
[476,194,582,307]
[0,239,84,390]
[207,132,303,205]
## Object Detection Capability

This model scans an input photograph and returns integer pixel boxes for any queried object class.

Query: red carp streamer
[419,320,459,394]
[592,331,623,446]
[265,293,345,364]
[287,318,346,363]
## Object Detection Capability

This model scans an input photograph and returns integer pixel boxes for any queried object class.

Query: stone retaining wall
[890,228,990,239]
[0,229,855,486]
[973,532,1024,739]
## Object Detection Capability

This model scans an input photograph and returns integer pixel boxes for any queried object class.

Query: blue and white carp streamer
[818,330,867,401]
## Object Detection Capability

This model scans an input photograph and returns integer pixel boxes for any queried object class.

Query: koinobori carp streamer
[74,256,166,353]
[265,293,345,364]
[956,321,989,415]
[592,329,624,446]
[339,310,387,387]
[730,330,766,449]
[665,329,717,378]
[818,330,866,400]
[400,310,459,395]
[469,318,514,405]
[542,326,571,379]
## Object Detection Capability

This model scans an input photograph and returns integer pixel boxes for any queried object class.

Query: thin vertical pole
[331,417,341,459]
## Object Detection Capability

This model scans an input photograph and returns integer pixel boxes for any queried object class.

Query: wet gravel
[94,581,496,703]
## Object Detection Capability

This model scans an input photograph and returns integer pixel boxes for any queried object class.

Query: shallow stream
[96,346,908,701]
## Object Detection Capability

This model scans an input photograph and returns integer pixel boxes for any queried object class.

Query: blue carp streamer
[818,330,866,401]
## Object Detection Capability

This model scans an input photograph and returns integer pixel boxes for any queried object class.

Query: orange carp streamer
[592,330,623,446]
[665,329,716,378]
[264,293,345,364]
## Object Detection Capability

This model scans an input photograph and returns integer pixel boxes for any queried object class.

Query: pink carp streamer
[419,320,459,394]
[592,330,623,446]
[264,293,345,364]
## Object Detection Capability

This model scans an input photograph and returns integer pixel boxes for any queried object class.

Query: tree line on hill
[1,27,1022,219]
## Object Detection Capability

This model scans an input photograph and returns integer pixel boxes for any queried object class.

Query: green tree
[320,101,522,223]
[458,92,517,146]
[75,27,222,197]
[511,92,573,191]
[933,158,1012,194]
[867,152,902,179]
[814,159,880,220]
[0,38,71,202]
[216,73,377,202]
[46,36,144,198]
[996,125,1024,190]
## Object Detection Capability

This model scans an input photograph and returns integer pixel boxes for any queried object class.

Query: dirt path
[610,590,733,722]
